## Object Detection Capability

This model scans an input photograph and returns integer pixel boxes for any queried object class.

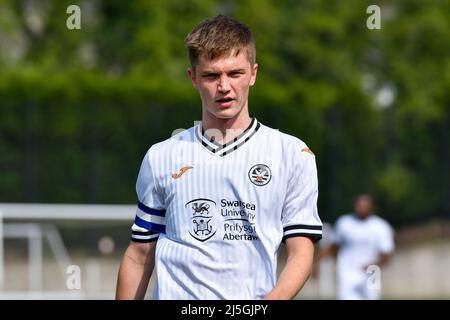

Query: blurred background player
[313,194,394,300]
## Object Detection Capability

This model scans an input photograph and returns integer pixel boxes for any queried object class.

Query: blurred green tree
[0,0,449,226]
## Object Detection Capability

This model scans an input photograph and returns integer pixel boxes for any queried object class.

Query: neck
[202,104,252,144]
[355,213,371,220]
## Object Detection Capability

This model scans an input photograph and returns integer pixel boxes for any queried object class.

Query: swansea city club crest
[185,198,217,242]
[248,164,272,186]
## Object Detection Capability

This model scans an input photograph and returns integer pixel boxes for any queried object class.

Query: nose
[218,75,230,93]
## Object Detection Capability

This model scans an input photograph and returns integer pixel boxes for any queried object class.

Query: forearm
[116,244,155,300]
[316,244,339,261]
[265,237,314,300]
[370,253,391,269]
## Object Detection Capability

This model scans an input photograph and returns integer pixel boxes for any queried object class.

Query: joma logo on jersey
[172,166,193,179]
[248,164,272,186]
[301,148,314,156]
[185,198,217,242]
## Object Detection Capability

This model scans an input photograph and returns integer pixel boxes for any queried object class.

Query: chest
[340,221,381,248]
[157,146,289,242]
[162,148,286,205]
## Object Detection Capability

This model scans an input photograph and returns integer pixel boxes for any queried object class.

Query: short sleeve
[332,217,345,245]
[281,142,322,243]
[378,221,395,254]
[130,149,166,243]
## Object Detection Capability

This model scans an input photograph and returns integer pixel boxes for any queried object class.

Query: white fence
[0,203,135,299]
[1,203,449,299]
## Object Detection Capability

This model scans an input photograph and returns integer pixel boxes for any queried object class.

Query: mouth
[215,97,235,107]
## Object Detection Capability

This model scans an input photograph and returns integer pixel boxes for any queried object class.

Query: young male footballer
[116,14,322,300]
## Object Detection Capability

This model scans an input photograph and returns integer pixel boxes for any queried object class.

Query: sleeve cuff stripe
[131,233,159,240]
[131,237,158,243]
[132,230,159,236]
[137,201,166,217]
[284,229,322,237]
[283,233,322,243]
[283,224,322,232]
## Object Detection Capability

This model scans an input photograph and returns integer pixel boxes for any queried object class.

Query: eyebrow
[201,71,219,75]
[201,69,246,75]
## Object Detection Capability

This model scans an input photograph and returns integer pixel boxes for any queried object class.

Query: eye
[203,74,219,80]
[229,72,243,78]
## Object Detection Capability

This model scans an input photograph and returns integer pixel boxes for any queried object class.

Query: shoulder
[259,123,307,147]
[371,215,393,232]
[258,122,315,158]
[335,214,355,228]
[332,214,354,238]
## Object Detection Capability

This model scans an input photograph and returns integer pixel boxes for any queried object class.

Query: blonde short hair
[185,15,256,70]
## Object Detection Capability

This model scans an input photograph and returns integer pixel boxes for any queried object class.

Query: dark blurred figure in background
[313,194,394,300]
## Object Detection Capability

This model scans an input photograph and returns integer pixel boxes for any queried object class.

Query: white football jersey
[332,214,394,299]
[130,118,322,299]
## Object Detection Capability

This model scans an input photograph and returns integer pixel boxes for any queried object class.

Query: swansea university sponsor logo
[220,199,259,241]
[185,198,260,242]
[248,164,272,186]
[185,198,217,242]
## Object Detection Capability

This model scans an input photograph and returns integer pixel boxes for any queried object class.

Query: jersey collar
[195,117,261,157]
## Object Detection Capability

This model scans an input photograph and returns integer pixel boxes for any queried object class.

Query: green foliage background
[1,0,449,226]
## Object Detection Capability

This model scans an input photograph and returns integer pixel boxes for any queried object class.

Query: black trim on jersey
[283,224,322,232]
[131,229,159,243]
[195,118,260,157]
[201,127,223,148]
[131,230,159,236]
[221,122,261,156]
[130,236,159,243]
[195,128,217,153]
[282,233,322,243]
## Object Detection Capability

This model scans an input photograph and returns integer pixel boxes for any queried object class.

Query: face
[354,197,374,219]
[188,50,258,122]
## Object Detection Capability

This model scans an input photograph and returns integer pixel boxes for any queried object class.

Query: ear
[249,63,258,86]
[187,67,198,89]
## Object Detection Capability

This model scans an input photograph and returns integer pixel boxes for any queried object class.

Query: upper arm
[281,141,322,244]
[131,149,167,243]
[378,222,395,254]
[332,218,345,246]
[285,236,315,262]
